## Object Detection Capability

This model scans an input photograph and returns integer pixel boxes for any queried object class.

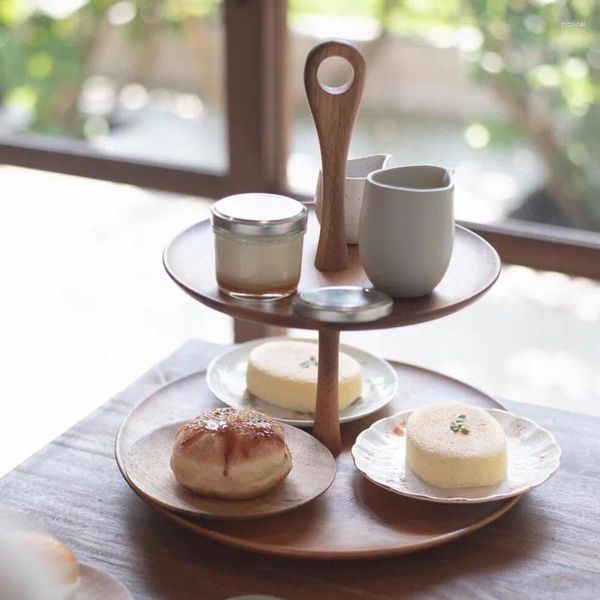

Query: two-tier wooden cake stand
[117,40,515,559]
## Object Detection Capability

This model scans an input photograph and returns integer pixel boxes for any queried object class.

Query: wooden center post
[313,329,342,456]
[304,40,365,455]
[304,40,365,272]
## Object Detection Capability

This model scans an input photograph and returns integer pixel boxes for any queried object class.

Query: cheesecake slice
[246,340,362,413]
[406,403,507,488]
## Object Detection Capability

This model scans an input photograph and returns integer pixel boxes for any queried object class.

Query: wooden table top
[1,340,598,599]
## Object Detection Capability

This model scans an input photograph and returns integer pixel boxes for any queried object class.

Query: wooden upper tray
[115,358,518,560]
[163,209,501,331]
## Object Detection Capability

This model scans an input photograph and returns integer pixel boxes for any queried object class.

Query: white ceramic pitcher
[359,165,454,298]
[315,154,390,244]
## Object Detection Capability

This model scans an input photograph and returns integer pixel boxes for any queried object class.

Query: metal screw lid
[211,193,307,236]
[293,286,393,323]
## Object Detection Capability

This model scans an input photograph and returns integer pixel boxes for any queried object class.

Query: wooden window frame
[0,0,288,199]
[288,190,600,280]
[0,0,598,281]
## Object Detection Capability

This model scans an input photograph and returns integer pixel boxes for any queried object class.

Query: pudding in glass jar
[211,193,307,300]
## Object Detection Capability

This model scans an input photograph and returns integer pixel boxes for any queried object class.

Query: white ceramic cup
[315,154,391,244]
[359,165,454,298]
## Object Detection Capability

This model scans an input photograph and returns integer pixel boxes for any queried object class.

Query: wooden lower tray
[115,359,519,560]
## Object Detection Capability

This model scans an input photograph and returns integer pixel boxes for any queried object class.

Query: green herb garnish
[450,415,470,434]
[299,355,318,368]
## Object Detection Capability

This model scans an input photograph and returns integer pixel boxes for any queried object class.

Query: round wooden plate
[123,421,336,520]
[116,360,520,559]
[163,209,501,331]
[74,564,132,600]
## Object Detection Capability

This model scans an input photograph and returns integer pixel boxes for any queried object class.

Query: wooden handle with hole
[313,329,342,457]
[304,40,366,272]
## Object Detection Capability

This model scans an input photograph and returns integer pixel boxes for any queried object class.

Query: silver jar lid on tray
[211,193,307,236]
[293,286,393,323]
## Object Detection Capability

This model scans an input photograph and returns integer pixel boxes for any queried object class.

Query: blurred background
[1,0,598,231]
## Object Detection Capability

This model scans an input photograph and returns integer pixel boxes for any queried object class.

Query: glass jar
[211,193,308,300]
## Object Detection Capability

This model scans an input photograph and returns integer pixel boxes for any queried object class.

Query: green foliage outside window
[1,0,598,230]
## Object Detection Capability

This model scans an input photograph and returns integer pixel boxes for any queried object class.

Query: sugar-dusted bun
[246,340,363,413]
[406,403,507,489]
[21,532,80,598]
[170,408,292,499]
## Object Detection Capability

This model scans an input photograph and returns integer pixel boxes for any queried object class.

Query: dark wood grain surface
[1,340,598,599]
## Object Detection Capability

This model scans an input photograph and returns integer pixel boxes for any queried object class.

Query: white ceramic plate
[352,408,561,504]
[206,336,399,426]
[73,564,133,600]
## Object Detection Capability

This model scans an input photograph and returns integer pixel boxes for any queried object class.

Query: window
[0,1,227,171]
[1,0,598,278]
[286,0,600,277]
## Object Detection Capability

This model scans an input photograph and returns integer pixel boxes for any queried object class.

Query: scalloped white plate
[352,408,561,504]
[207,336,400,426]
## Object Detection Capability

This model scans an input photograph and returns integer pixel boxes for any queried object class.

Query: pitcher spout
[315,154,392,244]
